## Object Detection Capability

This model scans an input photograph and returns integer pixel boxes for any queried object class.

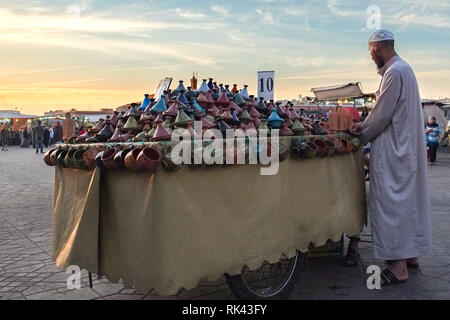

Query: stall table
[51,135,367,295]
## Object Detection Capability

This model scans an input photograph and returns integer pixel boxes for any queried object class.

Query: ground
[0,145,449,300]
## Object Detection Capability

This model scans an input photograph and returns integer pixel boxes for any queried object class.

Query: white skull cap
[368,29,395,43]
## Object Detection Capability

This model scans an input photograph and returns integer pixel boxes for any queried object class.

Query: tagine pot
[64,148,78,168]
[50,148,64,165]
[291,119,306,135]
[124,147,143,172]
[290,138,308,159]
[95,151,105,168]
[278,143,289,162]
[344,138,354,153]
[101,147,120,170]
[108,127,123,142]
[306,141,318,158]
[313,138,328,157]
[324,140,336,157]
[43,148,57,166]
[161,144,181,172]
[136,146,161,172]
[351,137,361,152]
[76,130,91,143]
[73,149,88,169]
[83,147,102,169]
[114,146,134,169]
[280,123,294,136]
[90,118,105,134]
[333,138,346,154]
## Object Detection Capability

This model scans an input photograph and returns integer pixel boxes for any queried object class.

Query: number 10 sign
[257,71,274,101]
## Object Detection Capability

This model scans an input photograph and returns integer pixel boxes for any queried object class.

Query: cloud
[256,9,275,24]
[211,5,228,16]
[173,8,205,19]
[327,0,361,17]
[284,8,304,16]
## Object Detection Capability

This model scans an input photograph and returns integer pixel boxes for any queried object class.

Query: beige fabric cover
[52,146,366,295]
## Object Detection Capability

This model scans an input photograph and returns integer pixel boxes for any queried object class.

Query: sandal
[344,247,360,267]
[381,268,407,286]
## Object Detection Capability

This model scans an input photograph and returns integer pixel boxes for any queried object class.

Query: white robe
[361,55,432,260]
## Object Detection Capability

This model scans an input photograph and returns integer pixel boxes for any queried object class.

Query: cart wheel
[226,250,305,300]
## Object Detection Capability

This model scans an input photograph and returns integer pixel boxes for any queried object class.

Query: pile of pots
[290,136,361,160]
[43,144,162,173]
[66,78,355,145]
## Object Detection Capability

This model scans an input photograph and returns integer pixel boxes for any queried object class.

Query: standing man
[49,125,54,146]
[54,121,63,144]
[43,125,50,148]
[1,123,10,151]
[349,30,432,285]
[35,120,44,153]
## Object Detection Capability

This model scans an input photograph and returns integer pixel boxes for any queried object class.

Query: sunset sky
[1,0,449,115]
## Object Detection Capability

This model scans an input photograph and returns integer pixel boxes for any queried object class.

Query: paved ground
[0,145,449,300]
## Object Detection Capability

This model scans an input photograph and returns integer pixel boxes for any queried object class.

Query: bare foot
[387,260,409,281]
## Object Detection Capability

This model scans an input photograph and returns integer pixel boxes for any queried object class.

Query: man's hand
[349,123,362,135]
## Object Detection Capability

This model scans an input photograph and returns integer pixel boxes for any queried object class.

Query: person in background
[54,121,63,144]
[49,126,54,146]
[425,116,442,166]
[79,126,85,136]
[360,107,369,121]
[35,121,44,153]
[43,125,50,148]
[1,124,10,151]
[21,127,30,148]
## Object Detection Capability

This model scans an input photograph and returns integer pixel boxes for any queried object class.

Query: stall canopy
[311,83,372,101]
[0,110,38,119]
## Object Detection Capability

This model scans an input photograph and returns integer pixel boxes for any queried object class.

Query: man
[1,124,10,151]
[35,121,44,153]
[54,121,63,144]
[348,29,432,285]
[49,126,54,146]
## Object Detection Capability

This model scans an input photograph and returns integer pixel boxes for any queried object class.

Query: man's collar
[378,55,400,76]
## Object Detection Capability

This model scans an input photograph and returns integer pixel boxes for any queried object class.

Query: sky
[1,0,449,115]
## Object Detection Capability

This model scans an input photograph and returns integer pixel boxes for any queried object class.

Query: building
[44,108,115,123]
[0,110,38,130]
[422,99,450,127]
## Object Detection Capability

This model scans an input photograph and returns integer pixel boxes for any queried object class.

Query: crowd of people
[0,121,64,153]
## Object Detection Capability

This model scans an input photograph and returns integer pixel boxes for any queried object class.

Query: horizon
[1,0,450,115]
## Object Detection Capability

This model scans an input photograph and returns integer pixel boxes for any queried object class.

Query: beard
[374,56,385,70]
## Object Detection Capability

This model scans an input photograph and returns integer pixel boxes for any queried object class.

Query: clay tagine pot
[290,138,308,159]
[137,146,161,172]
[43,148,57,166]
[124,147,142,172]
[73,149,88,169]
[114,146,134,169]
[313,138,328,157]
[324,140,336,157]
[161,144,182,172]
[83,147,102,169]
[101,147,120,169]
[305,141,318,158]
[151,119,172,142]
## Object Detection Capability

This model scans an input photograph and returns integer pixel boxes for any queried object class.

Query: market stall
[45,79,367,297]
